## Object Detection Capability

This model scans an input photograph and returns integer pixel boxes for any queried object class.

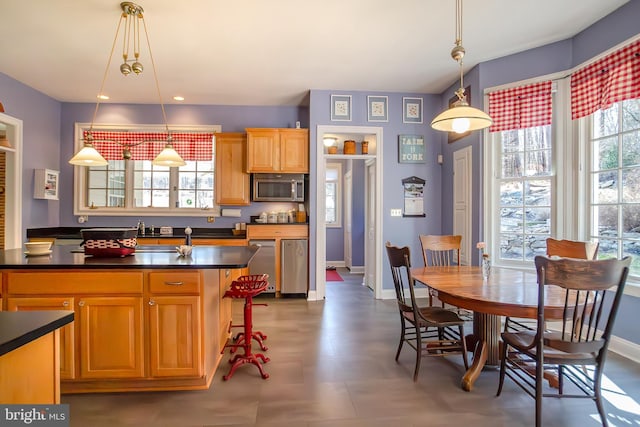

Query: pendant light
[431,0,492,134]
[69,2,185,167]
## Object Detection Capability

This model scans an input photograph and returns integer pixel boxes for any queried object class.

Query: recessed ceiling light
[97,94,109,100]
[173,96,185,101]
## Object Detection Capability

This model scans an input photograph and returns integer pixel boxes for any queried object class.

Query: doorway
[315,125,383,300]
[453,146,472,265]
[0,112,23,250]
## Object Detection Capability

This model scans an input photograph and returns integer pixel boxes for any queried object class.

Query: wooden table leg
[461,339,487,392]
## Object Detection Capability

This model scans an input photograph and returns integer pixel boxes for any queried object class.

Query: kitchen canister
[277,211,288,223]
[343,140,356,154]
[267,212,278,223]
[361,141,369,154]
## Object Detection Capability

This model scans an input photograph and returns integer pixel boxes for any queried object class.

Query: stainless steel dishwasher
[248,240,276,293]
[281,239,308,295]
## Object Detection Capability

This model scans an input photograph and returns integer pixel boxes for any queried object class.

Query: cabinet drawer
[247,225,308,239]
[149,271,201,294]
[6,271,143,295]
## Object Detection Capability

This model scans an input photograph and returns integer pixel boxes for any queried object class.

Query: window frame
[72,123,221,217]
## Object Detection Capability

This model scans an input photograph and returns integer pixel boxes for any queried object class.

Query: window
[73,123,221,216]
[496,125,553,262]
[588,98,640,275]
[325,163,342,227]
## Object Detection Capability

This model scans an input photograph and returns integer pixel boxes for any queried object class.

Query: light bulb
[452,117,470,134]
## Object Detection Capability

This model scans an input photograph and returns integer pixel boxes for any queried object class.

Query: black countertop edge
[0,311,74,357]
[27,227,246,240]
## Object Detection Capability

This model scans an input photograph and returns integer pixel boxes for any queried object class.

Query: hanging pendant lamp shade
[431,0,492,133]
[68,2,185,167]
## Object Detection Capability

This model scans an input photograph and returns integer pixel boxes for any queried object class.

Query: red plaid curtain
[488,81,553,132]
[571,39,640,120]
[84,131,215,161]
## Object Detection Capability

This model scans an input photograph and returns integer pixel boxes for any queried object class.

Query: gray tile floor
[64,268,640,426]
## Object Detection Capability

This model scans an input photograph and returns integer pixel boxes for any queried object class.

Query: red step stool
[222,274,270,380]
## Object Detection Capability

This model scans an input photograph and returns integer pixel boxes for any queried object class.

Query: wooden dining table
[411,265,568,392]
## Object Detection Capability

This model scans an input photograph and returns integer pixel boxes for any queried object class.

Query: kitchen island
[0,245,258,393]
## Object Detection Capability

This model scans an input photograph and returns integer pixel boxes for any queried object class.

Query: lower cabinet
[77,296,144,379]
[148,295,202,377]
[6,297,76,379]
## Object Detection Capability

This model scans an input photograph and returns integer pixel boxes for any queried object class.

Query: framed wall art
[330,94,352,121]
[448,86,471,143]
[402,97,423,124]
[367,95,388,122]
[398,134,425,163]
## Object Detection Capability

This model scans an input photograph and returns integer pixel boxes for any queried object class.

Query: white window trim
[325,162,342,228]
[72,123,221,217]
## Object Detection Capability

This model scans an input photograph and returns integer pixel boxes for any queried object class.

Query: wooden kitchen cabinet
[216,132,250,205]
[77,296,144,379]
[246,128,308,173]
[6,297,75,379]
[246,224,308,293]
[148,271,202,378]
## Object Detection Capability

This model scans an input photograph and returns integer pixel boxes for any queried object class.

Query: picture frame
[367,95,388,122]
[448,86,471,143]
[398,134,425,164]
[402,97,423,124]
[330,94,352,121]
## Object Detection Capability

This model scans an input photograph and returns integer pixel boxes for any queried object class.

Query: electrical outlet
[207,216,215,223]
[390,209,402,217]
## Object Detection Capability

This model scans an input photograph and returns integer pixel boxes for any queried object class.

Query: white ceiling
[0,0,630,106]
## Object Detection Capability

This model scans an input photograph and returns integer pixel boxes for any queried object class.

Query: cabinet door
[78,296,144,379]
[216,133,250,205]
[218,269,235,350]
[280,129,309,173]
[7,297,76,380]
[246,129,279,172]
[148,295,202,377]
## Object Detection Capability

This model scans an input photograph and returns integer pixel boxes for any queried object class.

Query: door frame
[314,125,383,300]
[0,112,23,249]
[453,145,472,265]
[343,168,353,270]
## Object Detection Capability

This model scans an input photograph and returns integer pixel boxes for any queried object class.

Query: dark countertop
[0,311,74,357]
[26,227,247,240]
[0,245,259,270]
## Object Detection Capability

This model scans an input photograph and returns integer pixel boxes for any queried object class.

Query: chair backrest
[385,242,419,316]
[534,255,631,356]
[419,235,462,266]
[546,237,599,260]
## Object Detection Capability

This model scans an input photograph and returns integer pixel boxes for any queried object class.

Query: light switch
[390,209,402,217]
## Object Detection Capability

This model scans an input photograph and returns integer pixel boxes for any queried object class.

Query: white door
[344,169,353,270]
[453,146,472,265]
[364,161,376,290]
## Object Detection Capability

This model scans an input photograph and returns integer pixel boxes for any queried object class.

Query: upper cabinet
[215,133,250,206]
[246,128,308,173]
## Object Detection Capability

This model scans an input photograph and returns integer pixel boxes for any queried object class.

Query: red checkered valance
[488,81,553,132]
[84,131,215,161]
[571,39,640,120]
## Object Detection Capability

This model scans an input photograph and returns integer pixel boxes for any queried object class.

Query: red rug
[326,269,343,282]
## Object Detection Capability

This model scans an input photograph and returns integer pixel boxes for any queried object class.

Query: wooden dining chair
[497,255,631,427]
[385,242,468,382]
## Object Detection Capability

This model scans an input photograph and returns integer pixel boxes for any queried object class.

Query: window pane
[524,207,550,234]
[152,190,170,207]
[622,240,640,276]
[502,153,523,178]
[597,238,618,260]
[177,161,214,209]
[500,234,523,260]
[592,171,618,203]
[592,136,618,171]
[500,208,522,233]
[180,172,196,189]
[622,98,640,132]
[524,180,550,206]
[622,204,640,236]
[501,130,523,152]
[525,235,547,261]
[622,131,640,167]
[592,103,619,138]
[178,190,196,207]
[593,205,618,238]
[524,150,551,176]
[87,160,125,208]
[622,167,640,203]
[500,182,523,206]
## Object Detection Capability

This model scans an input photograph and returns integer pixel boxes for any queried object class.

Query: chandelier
[69,2,185,167]
[430,0,493,134]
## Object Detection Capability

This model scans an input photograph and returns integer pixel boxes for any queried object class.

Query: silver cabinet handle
[164,281,184,286]
[225,269,230,278]
[62,300,70,307]
[148,299,156,306]
[78,301,85,307]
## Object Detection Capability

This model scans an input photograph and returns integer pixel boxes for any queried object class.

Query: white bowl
[24,241,53,253]
[176,245,193,257]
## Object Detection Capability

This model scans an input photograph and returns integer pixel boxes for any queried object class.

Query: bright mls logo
[1,405,69,426]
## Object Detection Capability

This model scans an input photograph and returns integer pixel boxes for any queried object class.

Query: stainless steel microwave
[252,173,305,202]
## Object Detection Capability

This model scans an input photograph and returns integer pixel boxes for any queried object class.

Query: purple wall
[0,72,61,235]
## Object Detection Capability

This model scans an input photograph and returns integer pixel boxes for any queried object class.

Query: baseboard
[348,266,364,274]
[326,261,345,268]
[307,290,318,301]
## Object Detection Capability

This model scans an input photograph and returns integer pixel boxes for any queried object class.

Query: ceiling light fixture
[430,0,492,134]
[69,2,185,167]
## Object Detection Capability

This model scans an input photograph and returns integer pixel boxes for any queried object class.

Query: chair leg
[413,327,422,382]
[396,319,406,361]
[593,366,609,427]
[535,354,543,427]
[496,341,509,396]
